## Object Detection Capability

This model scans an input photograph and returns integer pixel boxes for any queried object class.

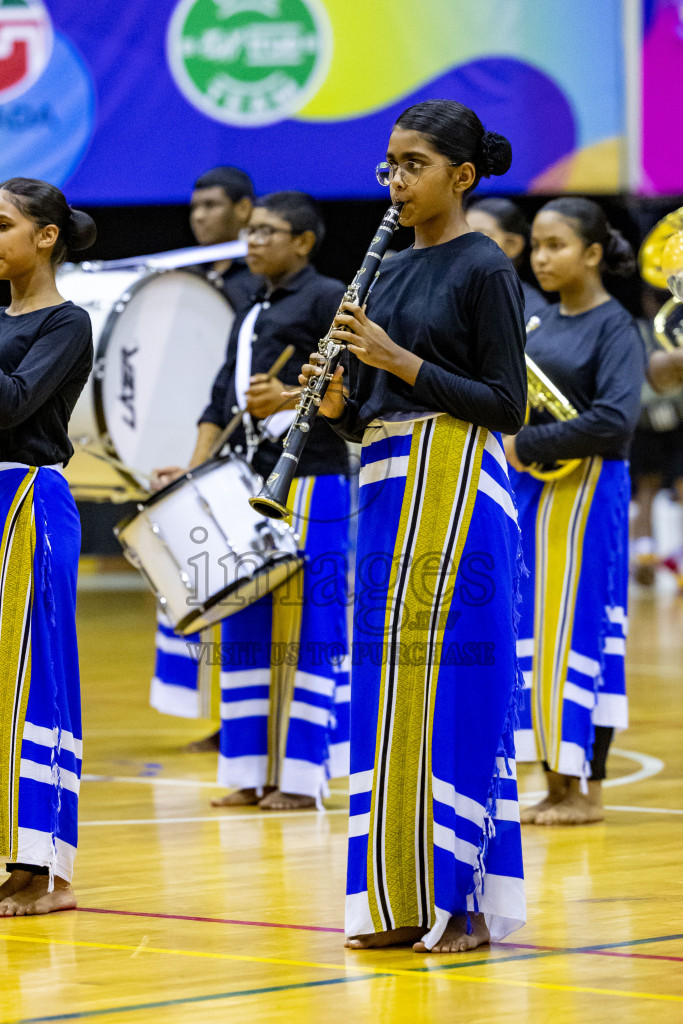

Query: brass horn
[524,354,582,482]
[639,207,683,351]
[639,206,683,293]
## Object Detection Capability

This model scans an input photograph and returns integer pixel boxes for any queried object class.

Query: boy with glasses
[154,192,351,810]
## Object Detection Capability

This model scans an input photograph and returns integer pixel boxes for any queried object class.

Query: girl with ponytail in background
[504,198,645,825]
[301,99,527,952]
[0,178,96,915]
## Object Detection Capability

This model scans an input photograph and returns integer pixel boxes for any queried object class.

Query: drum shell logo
[166,0,332,126]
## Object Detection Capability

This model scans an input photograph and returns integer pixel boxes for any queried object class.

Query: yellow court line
[0,933,681,1004]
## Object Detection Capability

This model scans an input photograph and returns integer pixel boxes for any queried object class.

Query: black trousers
[542,725,614,782]
[4,863,48,875]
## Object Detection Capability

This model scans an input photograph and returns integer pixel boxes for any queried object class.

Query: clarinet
[249,202,403,520]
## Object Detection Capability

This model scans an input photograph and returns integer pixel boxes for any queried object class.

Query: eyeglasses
[375,160,459,187]
[239,225,295,242]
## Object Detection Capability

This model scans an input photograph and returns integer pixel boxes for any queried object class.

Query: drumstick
[207,345,296,458]
[75,442,152,487]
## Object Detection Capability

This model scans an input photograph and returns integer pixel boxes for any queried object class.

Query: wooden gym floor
[1,570,682,1023]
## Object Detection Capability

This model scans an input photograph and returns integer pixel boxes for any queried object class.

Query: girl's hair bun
[66,208,97,251]
[480,131,512,177]
[603,226,637,277]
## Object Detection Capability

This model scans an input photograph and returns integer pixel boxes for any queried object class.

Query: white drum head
[59,267,235,499]
[97,271,234,480]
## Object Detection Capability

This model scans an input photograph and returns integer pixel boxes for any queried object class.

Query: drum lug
[94,358,106,381]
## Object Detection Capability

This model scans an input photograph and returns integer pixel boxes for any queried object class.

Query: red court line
[78,907,344,933]
[78,908,683,961]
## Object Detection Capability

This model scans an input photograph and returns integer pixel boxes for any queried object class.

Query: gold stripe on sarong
[532,457,602,770]
[367,417,485,932]
[0,468,38,859]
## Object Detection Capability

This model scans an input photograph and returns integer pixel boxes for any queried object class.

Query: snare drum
[114,455,303,634]
[58,265,235,501]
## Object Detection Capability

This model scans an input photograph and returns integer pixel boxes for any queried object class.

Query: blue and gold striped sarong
[215,473,351,798]
[0,464,82,883]
[510,458,629,777]
[346,416,525,948]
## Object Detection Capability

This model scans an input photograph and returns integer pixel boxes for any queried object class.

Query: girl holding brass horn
[301,99,527,953]
[0,178,95,915]
[504,197,645,825]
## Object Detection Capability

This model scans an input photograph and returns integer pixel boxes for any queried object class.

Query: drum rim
[113,453,262,531]
[174,552,304,634]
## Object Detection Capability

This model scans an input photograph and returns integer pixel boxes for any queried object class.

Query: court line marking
[78,906,344,934]
[80,746,664,802]
[79,809,347,826]
[1,933,682,1005]
[520,747,665,803]
[4,976,375,1024]
[78,801,683,827]
[76,909,683,964]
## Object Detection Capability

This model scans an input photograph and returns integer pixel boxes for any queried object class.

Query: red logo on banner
[0,0,52,103]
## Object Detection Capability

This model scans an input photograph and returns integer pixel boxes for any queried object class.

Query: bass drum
[58,265,235,501]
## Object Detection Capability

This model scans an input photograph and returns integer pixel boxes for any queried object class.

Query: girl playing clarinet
[301,99,527,953]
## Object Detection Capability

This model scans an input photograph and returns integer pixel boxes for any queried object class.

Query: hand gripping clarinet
[249,203,403,520]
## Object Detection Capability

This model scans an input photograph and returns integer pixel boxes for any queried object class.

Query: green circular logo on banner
[167,0,332,127]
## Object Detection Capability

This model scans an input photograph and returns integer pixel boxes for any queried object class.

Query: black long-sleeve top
[521,280,548,321]
[189,257,255,312]
[0,302,93,466]
[329,232,527,442]
[200,264,349,479]
[515,299,646,466]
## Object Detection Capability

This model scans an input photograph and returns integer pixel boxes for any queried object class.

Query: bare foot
[0,869,35,902]
[536,780,604,825]
[521,770,570,824]
[185,730,220,753]
[211,786,275,807]
[258,790,316,810]
[0,876,76,917]
[345,926,424,949]
[414,913,490,953]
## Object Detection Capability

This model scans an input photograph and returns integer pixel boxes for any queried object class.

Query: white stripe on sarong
[22,722,83,760]
[20,759,80,795]
[567,649,601,678]
[349,769,374,795]
[155,630,193,658]
[516,638,534,659]
[219,698,270,720]
[349,812,370,837]
[563,680,596,710]
[606,605,628,635]
[478,470,517,522]
[433,822,479,867]
[289,700,330,728]
[293,672,335,697]
[484,432,510,475]
[359,455,410,489]
[603,636,626,657]
[219,669,270,691]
